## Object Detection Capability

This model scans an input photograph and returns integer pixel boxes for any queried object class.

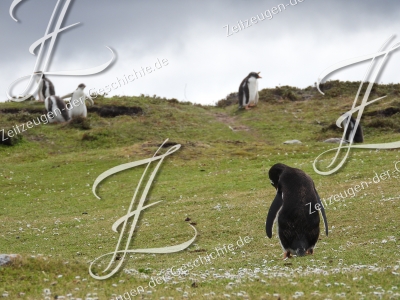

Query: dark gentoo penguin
[37,74,55,102]
[61,83,94,118]
[266,163,328,259]
[238,72,261,110]
[342,115,363,143]
[45,95,70,123]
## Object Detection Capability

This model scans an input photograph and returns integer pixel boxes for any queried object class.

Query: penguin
[238,72,261,110]
[266,163,328,259]
[60,84,94,118]
[45,95,70,123]
[342,115,363,143]
[37,74,55,102]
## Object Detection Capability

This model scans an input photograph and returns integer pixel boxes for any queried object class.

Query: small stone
[0,254,21,266]
[213,203,222,211]
[283,140,302,144]
[43,288,51,295]
[323,138,348,143]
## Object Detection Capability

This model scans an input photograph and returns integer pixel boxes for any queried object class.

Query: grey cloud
[1,0,400,103]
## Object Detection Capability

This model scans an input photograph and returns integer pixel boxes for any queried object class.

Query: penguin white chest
[43,81,50,97]
[342,118,354,130]
[247,77,259,104]
[69,90,87,118]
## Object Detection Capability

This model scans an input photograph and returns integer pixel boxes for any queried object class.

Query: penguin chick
[37,73,55,102]
[238,72,261,110]
[45,95,70,123]
[266,163,328,259]
[61,83,94,119]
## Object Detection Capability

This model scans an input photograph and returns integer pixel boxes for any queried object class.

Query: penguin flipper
[85,93,94,106]
[315,189,328,236]
[60,92,73,100]
[266,191,283,238]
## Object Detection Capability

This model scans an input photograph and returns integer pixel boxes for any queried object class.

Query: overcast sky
[1,0,400,105]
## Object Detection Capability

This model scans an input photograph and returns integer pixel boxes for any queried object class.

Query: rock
[283,140,302,144]
[0,254,21,266]
[0,129,23,146]
[323,138,348,143]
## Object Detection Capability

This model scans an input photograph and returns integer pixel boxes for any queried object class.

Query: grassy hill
[0,82,399,299]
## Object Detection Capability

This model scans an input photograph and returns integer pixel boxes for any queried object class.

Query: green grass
[0,85,399,299]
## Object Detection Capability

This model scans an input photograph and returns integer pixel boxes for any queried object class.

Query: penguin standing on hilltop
[61,84,94,118]
[266,163,328,259]
[238,72,261,110]
[45,95,70,123]
[36,73,55,102]
[342,114,364,143]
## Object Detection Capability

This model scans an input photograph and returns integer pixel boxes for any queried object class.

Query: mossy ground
[0,83,399,299]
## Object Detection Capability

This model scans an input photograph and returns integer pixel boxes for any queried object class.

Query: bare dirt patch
[212,113,250,132]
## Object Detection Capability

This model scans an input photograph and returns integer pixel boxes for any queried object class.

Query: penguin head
[248,72,262,79]
[268,163,287,190]
[291,239,308,257]
[34,71,45,82]
[295,248,306,257]
[341,112,355,127]
[77,83,86,90]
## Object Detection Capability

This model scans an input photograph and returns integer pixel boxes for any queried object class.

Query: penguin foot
[245,106,251,110]
[283,251,292,259]
[306,249,314,255]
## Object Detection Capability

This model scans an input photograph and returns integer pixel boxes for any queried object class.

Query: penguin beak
[257,72,262,78]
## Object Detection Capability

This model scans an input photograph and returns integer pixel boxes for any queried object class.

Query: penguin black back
[45,95,70,122]
[266,163,328,258]
[343,115,363,143]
